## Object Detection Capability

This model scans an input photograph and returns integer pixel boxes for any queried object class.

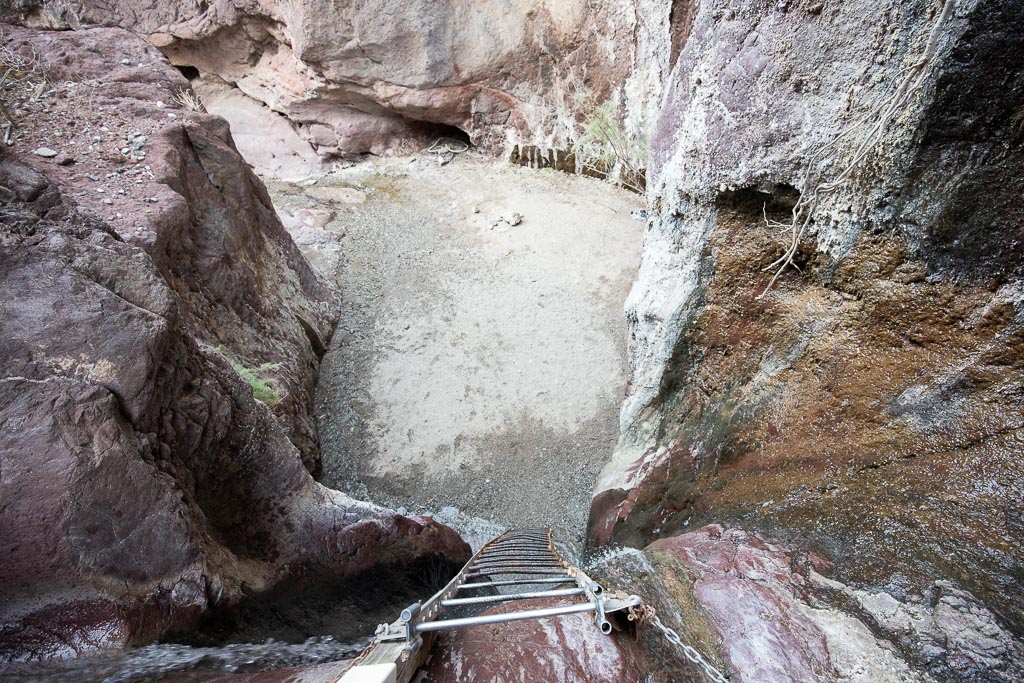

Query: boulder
[595,526,1024,682]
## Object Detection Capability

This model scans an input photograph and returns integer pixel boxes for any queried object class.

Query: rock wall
[597,526,1024,682]
[0,25,469,661]
[589,0,1024,678]
[7,0,668,175]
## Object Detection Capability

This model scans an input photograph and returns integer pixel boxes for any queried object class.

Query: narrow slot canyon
[1,1,1022,682]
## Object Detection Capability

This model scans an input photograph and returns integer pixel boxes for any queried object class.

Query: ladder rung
[471,566,564,574]
[476,554,557,563]
[480,548,554,555]
[458,577,576,590]
[473,557,560,566]
[415,602,596,633]
[466,568,568,577]
[442,587,585,608]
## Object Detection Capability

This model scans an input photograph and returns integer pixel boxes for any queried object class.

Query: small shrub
[230,361,284,405]
[174,87,205,112]
[0,30,45,127]
[571,94,649,194]
[212,347,285,405]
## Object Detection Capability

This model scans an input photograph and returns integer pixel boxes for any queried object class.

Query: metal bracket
[604,594,644,615]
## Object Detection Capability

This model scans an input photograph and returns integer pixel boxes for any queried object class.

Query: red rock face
[418,598,643,683]
[647,528,833,682]
[593,526,1023,682]
[0,25,470,661]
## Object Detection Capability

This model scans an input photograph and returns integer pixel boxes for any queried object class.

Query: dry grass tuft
[174,87,205,113]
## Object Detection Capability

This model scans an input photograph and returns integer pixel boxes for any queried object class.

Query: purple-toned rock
[418,598,643,683]
[594,526,1024,682]
[0,25,470,662]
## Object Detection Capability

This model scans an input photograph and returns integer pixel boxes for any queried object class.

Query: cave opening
[406,119,473,148]
[174,64,201,81]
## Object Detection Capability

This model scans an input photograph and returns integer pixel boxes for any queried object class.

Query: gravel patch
[267,155,645,549]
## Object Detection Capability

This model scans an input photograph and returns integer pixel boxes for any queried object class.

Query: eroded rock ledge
[4,0,666,174]
[0,25,469,661]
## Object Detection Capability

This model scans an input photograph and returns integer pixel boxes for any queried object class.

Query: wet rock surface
[595,526,1024,682]
[0,638,358,682]
[590,0,1024,678]
[418,597,643,683]
[0,26,469,664]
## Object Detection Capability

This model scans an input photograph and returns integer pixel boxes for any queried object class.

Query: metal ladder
[338,528,643,683]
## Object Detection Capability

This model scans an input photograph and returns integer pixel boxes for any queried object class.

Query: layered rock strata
[6,0,667,174]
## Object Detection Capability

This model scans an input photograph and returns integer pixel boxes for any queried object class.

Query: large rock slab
[596,526,1024,682]
[0,25,470,662]
[418,598,643,682]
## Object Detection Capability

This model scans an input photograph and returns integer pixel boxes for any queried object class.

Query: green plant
[230,360,284,404]
[211,347,285,405]
[571,97,649,194]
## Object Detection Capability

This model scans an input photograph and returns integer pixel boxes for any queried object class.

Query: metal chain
[643,611,730,683]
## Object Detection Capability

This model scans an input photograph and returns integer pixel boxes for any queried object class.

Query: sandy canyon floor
[267,155,645,546]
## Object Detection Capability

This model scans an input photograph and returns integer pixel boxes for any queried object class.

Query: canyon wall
[589,0,1024,679]
[0,25,469,660]
[2,0,1022,679]
[6,0,668,176]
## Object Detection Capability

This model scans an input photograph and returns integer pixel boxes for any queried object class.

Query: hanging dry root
[0,29,45,128]
[758,0,956,298]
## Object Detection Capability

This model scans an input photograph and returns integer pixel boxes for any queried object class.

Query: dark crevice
[668,0,698,72]
[175,64,200,81]
[169,554,463,646]
[297,315,326,361]
[715,184,800,215]
[406,119,472,147]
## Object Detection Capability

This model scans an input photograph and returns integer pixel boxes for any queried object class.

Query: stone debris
[32,147,58,158]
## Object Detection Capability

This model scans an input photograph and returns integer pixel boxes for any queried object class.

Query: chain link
[649,614,730,683]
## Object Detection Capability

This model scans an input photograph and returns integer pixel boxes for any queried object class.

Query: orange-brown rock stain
[597,208,1024,628]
